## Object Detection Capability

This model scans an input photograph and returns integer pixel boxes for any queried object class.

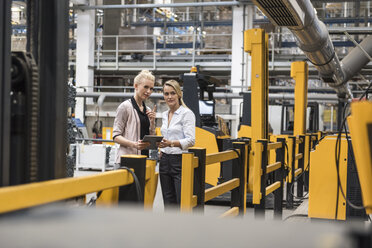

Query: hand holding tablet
[142,135,163,149]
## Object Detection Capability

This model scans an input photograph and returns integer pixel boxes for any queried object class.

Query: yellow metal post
[291,61,309,136]
[303,135,310,171]
[244,28,269,192]
[287,137,294,183]
[244,28,268,143]
[96,188,119,206]
[180,153,196,212]
[243,143,249,214]
[144,159,157,209]
[193,127,220,186]
[291,62,308,179]
[252,142,263,204]
[97,160,157,207]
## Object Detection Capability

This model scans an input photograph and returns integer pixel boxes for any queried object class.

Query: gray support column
[231,5,252,138]
[75,1,96,121]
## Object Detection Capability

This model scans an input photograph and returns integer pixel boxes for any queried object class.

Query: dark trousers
[159,153,182,208]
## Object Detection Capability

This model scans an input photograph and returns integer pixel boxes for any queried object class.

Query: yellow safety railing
[97,159,157,209]
[252,138,286,219]
[0,155,157,214]
[181,141,249,217]
[180,153,199,212]
[279,134,317,209]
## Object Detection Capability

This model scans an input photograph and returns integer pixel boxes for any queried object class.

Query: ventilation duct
[252,0,357,98]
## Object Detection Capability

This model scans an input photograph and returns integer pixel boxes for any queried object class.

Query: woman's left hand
[146,105,156,123]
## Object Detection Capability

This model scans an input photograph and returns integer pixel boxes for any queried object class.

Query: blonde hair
[163,80,187,108]
[134,70,155,86]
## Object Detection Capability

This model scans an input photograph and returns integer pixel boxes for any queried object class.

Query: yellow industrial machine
[308,136,348,220]
[308,135,367,220]
[237,125,251,139]
[181,67,233,188]
[193,127,220,186]
[308,101,372,220]
[348,101,372,215]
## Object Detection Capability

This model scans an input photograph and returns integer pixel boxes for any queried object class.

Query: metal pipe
[251,0,350,98]
[328,27,372,35]
[72,1,242,10]
[97,95,106,108]
[285,1,348,97]
[341,35,372,83]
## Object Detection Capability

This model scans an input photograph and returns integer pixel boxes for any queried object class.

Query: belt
[162,153,182,157]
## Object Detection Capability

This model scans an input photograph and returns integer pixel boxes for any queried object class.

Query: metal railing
[68,33,232,70]
[180,141,249,217]
[252,133,318,218]
[284,135,305,209]
[253,138,286,219]
[66,28,372,74]
[0,155,158,214]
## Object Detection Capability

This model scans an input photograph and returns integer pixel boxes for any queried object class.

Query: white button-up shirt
[160,105,196,154]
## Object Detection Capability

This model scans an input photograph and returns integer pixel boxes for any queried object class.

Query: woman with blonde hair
[159,80,196,207]
[112,70,156,163]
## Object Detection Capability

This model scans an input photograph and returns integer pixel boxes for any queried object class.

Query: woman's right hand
[133,140,150,150]
[146,105,157,124]
[159,138,168,148]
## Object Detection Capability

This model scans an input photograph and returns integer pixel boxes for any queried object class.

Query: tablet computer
[142,135,163,149]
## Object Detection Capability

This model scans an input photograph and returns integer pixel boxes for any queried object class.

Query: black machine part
[280,102,319,135]
[182,73,202,127]
[241,92,251,126]
[194,74,219,101]
[10,52,39,185]
[346,140,367,220]
[182,72,220,128]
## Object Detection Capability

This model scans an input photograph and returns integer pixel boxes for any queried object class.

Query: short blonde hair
[134,70,155,86]
[163,80,187,108]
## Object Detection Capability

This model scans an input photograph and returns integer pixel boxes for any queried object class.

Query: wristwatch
[170,141,174,147]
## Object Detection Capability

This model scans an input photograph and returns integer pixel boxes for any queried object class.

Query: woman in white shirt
[159,80,196,208]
